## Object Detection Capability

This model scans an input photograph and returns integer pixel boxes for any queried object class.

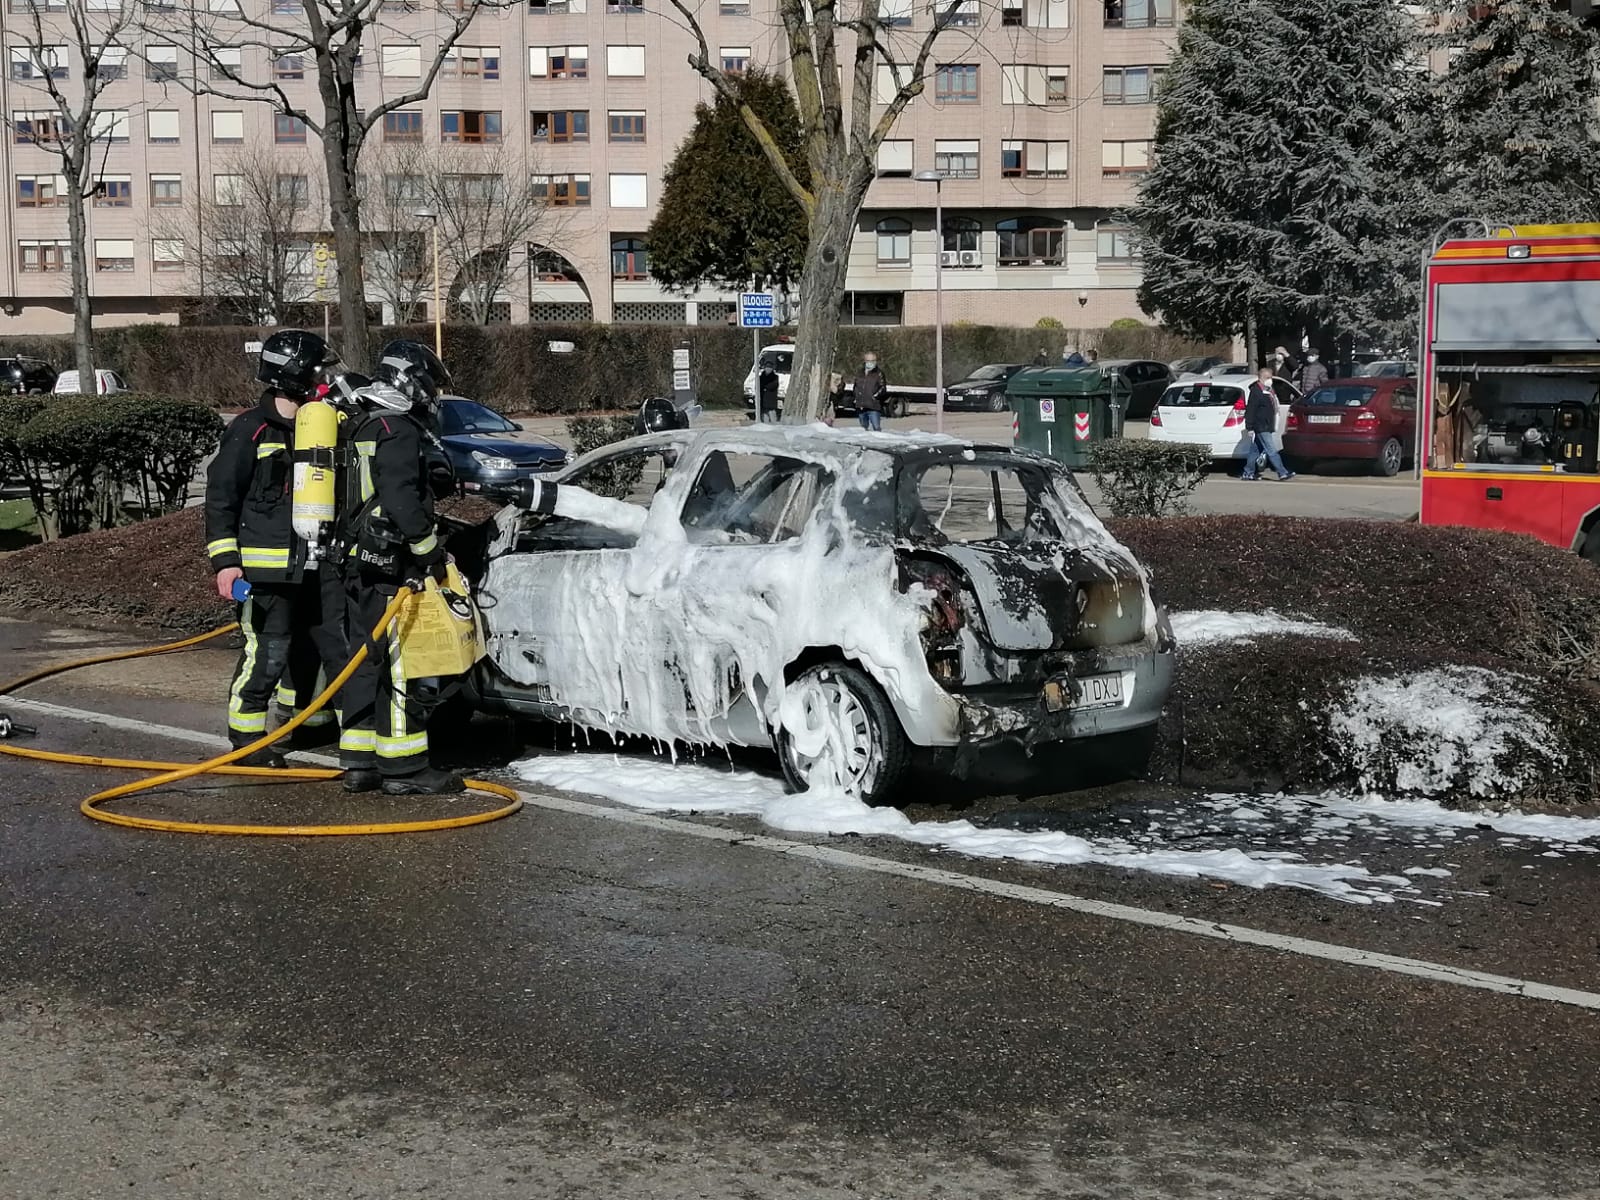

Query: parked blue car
[439,397,568,487]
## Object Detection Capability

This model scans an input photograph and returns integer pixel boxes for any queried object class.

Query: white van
[53,369,131,396]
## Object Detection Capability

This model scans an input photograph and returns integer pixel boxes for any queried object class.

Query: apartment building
[0,0,1179,335]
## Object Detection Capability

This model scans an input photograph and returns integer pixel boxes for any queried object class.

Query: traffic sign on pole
[739,292,776,328]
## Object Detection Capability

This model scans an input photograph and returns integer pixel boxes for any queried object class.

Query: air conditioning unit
[958,249,981,267]
[939,250,959,268]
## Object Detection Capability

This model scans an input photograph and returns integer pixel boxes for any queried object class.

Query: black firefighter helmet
[375,340,451,411]
[256,329,337,399]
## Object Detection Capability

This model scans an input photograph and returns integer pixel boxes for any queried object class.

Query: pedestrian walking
[1241,367,1296,482]
[1298,349,1330,395]
[851,351,888,431]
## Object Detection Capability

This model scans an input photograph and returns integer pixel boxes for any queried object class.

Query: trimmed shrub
[1087,439,1210,517]
[1035,316,1064,329]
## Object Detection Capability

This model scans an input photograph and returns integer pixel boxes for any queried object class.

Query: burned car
[469,428,1173,803]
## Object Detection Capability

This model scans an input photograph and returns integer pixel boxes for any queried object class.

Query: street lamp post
[414,208,441,358]
[914,170,946,434]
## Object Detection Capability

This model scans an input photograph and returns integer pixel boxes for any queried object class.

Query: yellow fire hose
[0,589,522,836]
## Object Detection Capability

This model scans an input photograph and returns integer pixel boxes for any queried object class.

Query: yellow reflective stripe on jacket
[409,533,438,556]
[206,537,239,558]
[256,442,286,458]
[354,440,377,502]
[239,546,291,569]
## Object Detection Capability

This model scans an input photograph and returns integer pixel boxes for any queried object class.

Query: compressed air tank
[291,399,339,551]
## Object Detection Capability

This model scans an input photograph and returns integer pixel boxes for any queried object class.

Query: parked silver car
[470,429,1174,803]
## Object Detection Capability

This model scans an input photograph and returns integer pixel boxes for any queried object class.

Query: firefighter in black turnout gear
[338,340,464,796]
[204,330,346,766]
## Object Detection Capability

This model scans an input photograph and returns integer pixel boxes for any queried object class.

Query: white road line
[13,696,1600,1012]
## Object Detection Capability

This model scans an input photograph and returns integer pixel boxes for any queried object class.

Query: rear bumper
[1149,424,1251,459]
[1283,433,1385,459]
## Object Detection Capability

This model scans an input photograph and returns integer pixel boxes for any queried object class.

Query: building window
[208,46,241,82]
[440,173,504,205]
[934,139,979,179]
[10,45,68,80]
[94,175,132,206]
[18,239,70,273]
[272,0,297,11]
[876,139,913,178]
[531,110,589,143]
[881,0,911,25]
[532,174,592,207]
[1097,224,1137,261]
[211,110,245,144]
[15,174,65,208]
[608,110,646,142]
[939,0,979,25]
[1022,0,1069,26]
[273,52,305,80]
[609,172,646,208]
[383,110,423,142]
[382,44,421,78]
[1101,139,1152,176]
[997,217,1066,267]
[276,173,309,205]
[96,46,128,81]
[13,111,68,144]
[607,0,644,11]
[383,173,425,205]
[91,110,130,143]
[611,236,648,280]
[148,109,180,143]
[531,249,580,281]
[1105,0,1174,28]
[875,62,913,105]
[530,45,589,78]
[875,217,911,268]
[1104,65,1162,105]
[445,45,500,79]
[1001,139,1070,179]
[719,0,748,12]
[942,215,981,262]
[720,46,750,74]
[274,114,307,144]
[153,238,184,272]
[529,0,588,11]
[441,110,502,144]
[146,44,178,81]
[95,238,134,273]
[934,64,978,104]
[150,173,183,207]
[1002,64,1069,105]
[214,174,243,205]
[606,45,645,77]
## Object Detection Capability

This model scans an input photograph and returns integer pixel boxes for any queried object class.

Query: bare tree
[154,146,321,324]
[663,0,967,420]
[10,0,141,388]
[144,0,511,369]
[361,145,432,323]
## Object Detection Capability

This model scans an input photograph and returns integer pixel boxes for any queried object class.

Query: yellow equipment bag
[394,563,485,679]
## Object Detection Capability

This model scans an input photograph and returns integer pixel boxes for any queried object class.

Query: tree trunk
[783,181,864,423]
[1244,310,1260,372]
[65,183,94,389]
[323,136,370,369]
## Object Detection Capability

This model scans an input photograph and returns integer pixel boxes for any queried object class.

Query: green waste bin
[1006,366,1126,467]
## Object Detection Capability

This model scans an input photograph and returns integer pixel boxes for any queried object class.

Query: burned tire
[777,662,911,806]
[1373,437,1404,477]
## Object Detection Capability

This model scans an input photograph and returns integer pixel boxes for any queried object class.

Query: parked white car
[1147,376,1300,459]
[468,428,1174,803]
[53,369,130,396]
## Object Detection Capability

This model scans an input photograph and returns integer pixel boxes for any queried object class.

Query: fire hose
[0,588,522,836]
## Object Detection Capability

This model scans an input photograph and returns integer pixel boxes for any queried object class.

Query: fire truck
[1421,223,1600,560]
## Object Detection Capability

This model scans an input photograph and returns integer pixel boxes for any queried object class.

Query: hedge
[0,321,1225,416]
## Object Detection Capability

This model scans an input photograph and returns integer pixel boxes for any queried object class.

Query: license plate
[1308,414,1341,424]
[1043,673,1126,713]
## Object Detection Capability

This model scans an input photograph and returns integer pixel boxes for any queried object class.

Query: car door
[1270,379,1301,437]
[1387,382,1418,448]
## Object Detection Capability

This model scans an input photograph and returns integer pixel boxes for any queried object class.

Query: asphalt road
[4,615,1599,1199]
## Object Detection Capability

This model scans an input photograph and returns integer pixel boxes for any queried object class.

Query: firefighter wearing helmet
[203,329,346,765]
[337,340,463,795]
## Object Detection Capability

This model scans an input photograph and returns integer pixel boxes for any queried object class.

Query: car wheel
[1373,437,1403,477]
[777,662,911,806]
[987,391,1007,413]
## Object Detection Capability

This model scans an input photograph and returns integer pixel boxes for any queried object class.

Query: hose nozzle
[0,713,38,739]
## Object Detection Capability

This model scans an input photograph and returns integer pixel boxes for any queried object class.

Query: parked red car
[1284,377,1417,476]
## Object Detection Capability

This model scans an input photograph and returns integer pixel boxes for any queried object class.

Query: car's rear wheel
[1373,437,1404,477]
[988,391,1007,413]
[777,662,911,806]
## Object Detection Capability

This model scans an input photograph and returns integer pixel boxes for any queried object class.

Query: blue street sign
[739,292,776,328]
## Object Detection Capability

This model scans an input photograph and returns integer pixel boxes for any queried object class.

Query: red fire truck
[1421,224,1600,560]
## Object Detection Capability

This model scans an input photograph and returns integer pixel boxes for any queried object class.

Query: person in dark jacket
[851,351,888,431]
[338,340,461,796]
[1241,366,1295,481]
[1298,349,1330,395]
[1032,348,1049,367]
[204,329,343,767]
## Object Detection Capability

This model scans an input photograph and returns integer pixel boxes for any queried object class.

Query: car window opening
[682,451,832,545]
[911,463,1062,546]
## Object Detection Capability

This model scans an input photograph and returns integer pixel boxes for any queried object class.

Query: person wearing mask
[1241,367,1295,482]
[1032,348,1049,368]
[851,351,888,431]
[1270,345,1298,379]
[204,330,344,767]
[1086,348,1100,365]
[338,340,461,796]
[1298,349,1330,395]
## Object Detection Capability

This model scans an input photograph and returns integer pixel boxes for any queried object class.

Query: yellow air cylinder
[291,399,339,551]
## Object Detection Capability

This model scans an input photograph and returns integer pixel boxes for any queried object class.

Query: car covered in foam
[467,427,1174,803]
